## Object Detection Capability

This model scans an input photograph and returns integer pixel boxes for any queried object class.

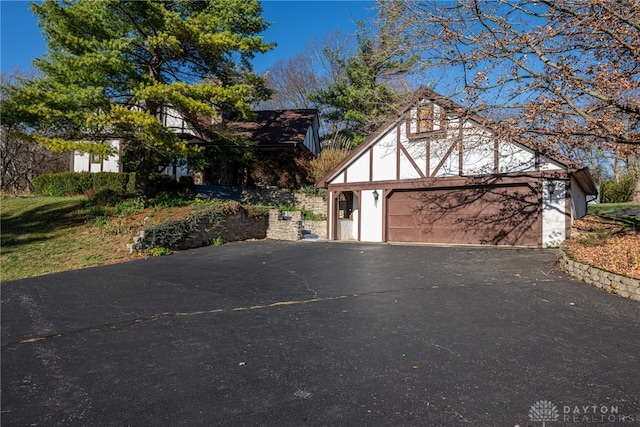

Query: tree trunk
[633,176,640,204]
[135,145,153,196]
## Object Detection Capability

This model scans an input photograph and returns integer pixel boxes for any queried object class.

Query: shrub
[33,172,135,196]
[115,197,147,217]
[309,148,350,183]
[152,192,193,208]
[600,175,634,203]
[142,205,224,249]
[147,174,195,198]
[221,200,241,216]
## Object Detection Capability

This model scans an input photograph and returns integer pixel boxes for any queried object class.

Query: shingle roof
[226,109,317,146]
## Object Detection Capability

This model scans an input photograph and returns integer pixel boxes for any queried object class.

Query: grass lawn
[1,196,143,282]
[587,203,640,232]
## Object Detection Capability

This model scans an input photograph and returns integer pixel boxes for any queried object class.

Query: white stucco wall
[539,155,563,171]
[73,139,121,173]
[359,189,384,242]
[327,192,334,240]
[351,193,360,240]
[329,171,345,185]
[462,134,494,175]
[430,137,459,177]
[346,152,370,183]
[571,177,588,219]
[499,141,536,173]
[542,180,567,247]
[371,130,397,181]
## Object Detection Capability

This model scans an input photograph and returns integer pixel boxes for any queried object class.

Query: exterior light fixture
[372,189,379,207]
[548,181,556,195]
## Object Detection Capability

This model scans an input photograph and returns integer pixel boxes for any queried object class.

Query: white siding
[539,155,563,171]
[102,153,120,172]
[372,130,397,181]
[542,180,566,247]
[430,138,459,177]
[499,141,536,173]
[163,106,196,136]
[360,189,383,242]
[571,177,588,218]
[462,134,494,175]
[352,193,360,240]
[329,171,345,185]
[346,152,370,183]
[73,139,120,173]
[327,192,334,240]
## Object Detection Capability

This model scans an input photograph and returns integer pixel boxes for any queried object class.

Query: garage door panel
[386,185,540,246]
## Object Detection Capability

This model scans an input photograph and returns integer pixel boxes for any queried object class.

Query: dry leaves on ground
[566,215,640,280]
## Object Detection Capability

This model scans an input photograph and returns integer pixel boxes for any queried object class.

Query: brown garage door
[386,185,541,246]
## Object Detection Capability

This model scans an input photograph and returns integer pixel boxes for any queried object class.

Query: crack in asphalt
[3,285,442,347]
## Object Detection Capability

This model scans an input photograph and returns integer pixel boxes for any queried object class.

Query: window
[418,105,433,133]
[91,154,102,164]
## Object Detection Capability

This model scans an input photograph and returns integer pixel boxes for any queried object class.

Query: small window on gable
[418,105,433,133]
[408,101,444,138]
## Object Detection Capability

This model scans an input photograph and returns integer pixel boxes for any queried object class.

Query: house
[71,108,320,187]
[316,87,597,247]
[70,139,123,173]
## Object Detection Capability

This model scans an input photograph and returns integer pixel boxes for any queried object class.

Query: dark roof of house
[226,109,317,146]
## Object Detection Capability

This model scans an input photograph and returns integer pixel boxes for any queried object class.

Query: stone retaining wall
[558,250,640,301]
[303,220,327,239]
[241,187,327,216]
[183,211,267,248]
[129,207,324,253]
[266,210,302,241]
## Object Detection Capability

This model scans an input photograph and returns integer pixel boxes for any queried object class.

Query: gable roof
[316,87,596,194]
[226,109,318,148]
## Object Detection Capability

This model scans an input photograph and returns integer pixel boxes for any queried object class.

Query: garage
[317,88,598,247]
[385,184,541,246]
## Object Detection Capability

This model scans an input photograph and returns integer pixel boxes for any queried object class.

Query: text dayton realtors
[562,405,636,423]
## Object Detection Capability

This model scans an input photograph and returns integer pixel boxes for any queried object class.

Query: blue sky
[0,0,376,74]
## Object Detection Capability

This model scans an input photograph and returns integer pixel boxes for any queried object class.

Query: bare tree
[1,71,68,194]
[398,0,640,200]
[258,53,324,110]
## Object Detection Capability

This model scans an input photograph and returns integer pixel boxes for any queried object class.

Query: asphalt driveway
[2,241,639,426]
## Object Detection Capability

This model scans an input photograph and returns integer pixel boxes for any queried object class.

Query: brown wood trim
[406,129,447,140]
[343,168,347,184]
[430,141,458,177]
[118,141,124,172]
[426,140,430,176]
[398,142,425,178]
[326,171,569,193]
[369,148,374,182]
[535,151,540,171]
[69,152,75,172]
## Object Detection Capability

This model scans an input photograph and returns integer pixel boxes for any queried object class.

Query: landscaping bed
[564,208,640,280]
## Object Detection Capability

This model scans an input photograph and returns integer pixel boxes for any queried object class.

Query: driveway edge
[558,248,640,301]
